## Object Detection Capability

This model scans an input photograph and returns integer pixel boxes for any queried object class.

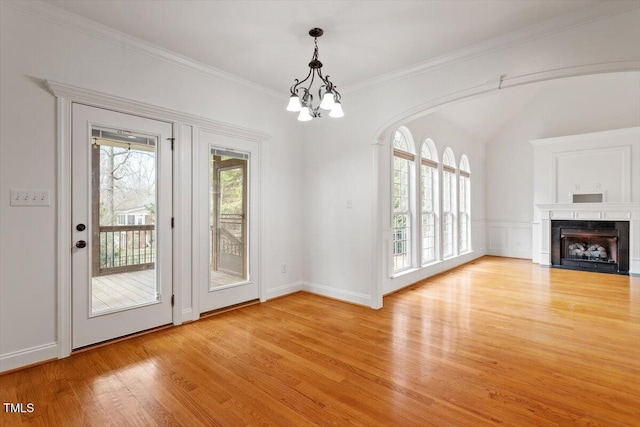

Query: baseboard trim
[0,342,58,373]
[265,281,304,300]
[301,281,372,306]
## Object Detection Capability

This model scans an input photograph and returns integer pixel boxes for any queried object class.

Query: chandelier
[286,28,344,121]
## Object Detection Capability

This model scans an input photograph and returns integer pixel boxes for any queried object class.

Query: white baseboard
[301,281,372,307]
[0,342,58,373]
[265,281,304,300]
[383,250,484,295]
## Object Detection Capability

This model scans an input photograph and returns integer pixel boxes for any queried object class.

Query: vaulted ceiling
[42,0,639,143]
[44,0,612,93]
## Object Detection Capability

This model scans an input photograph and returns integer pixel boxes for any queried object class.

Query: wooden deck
[92,269,244,312]
[2,257,638,426]
[210,270,244,288]
[92,269,157,313]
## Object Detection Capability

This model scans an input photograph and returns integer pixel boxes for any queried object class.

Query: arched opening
[375,71,640,302]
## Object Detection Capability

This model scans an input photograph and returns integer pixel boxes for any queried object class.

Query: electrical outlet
[281,263,287,273]
[10,189,50,206]
[347,199,353,209]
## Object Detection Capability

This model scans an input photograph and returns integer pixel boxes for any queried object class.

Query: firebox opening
[551,220,629,274]
[561,230,617,265]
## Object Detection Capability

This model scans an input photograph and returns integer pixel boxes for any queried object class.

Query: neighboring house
[116,206,153,226]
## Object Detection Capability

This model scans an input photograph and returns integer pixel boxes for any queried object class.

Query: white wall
[485,72,640,258]
[0,3,303,370]
[301,8,640,306]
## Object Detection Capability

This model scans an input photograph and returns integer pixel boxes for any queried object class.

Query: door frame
[48,80,269,359]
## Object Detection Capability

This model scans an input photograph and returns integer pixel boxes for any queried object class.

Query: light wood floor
[1,257,638,426]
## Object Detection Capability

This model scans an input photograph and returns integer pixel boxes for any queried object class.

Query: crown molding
[46,80,271,142]
[372,60,640,147]
[4,0,638,99]
[344,1,640,94]
[3,0,282,100]
[529,126,640,146]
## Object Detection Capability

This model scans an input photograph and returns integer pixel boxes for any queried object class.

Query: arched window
[459,155,471,253]
[420,139,438,264]
[442,147,457,258]
[392,128,415,272]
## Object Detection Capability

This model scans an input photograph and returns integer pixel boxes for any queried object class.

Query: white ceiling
[44,0,609,94]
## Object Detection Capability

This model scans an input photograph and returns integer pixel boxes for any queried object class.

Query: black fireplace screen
[561,231,617,264]
[550,220,629,274]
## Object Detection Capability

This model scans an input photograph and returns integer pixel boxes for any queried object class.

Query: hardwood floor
[1,257,638,426]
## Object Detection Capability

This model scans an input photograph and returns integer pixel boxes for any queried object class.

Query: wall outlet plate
[10,189,50,206]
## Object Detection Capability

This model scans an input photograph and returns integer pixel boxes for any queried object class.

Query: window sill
[391,251,476,280]
[390,267,420,279]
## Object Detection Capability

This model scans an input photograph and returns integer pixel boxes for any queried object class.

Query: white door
[197,130,261,313]
[72,103,173,349]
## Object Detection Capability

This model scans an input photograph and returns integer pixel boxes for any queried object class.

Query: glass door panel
[209,149,248,289]
[91,126,159,315]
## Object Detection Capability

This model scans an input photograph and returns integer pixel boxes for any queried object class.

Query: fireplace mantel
[536,203,637,221]
[534,203,639,275]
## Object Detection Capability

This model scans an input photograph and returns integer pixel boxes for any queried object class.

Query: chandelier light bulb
[286,95,302,112]
[297,106,313,122]
[319,91,335,110]
[329,101,344,118]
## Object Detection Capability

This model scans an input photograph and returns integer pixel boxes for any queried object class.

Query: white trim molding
[46,80,271,142]
[0,343,58,373]
[301,282,372,307]
[345,3,640,94]
[265,282,305,301]
[5,0,637,99]
[535,203,640,275]
[4,0,281,100]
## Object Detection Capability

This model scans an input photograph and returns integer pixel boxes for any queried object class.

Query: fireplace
[551,221,629,274]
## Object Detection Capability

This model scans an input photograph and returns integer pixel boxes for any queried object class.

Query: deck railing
[219,214,243,256]
[96,225,155,276]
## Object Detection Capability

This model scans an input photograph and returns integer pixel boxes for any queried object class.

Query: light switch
[10,189,50,206]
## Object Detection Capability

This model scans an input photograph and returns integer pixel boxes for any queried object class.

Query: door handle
[76,223,86,231]
[76,240,87,249]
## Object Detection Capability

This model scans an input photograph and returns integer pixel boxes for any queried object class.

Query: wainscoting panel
[487,222,533,259]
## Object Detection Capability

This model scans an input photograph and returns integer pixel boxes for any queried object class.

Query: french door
[197,131,260,313]
[71,103,173,349]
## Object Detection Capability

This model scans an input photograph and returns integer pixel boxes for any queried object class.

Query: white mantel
[534,203,640,274]
[530,128,640,275]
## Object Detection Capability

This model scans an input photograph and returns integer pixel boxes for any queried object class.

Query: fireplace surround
[551,220,629,274]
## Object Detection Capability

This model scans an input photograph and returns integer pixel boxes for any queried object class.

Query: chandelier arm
[307,70,316,93]
[290,67,314,95]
